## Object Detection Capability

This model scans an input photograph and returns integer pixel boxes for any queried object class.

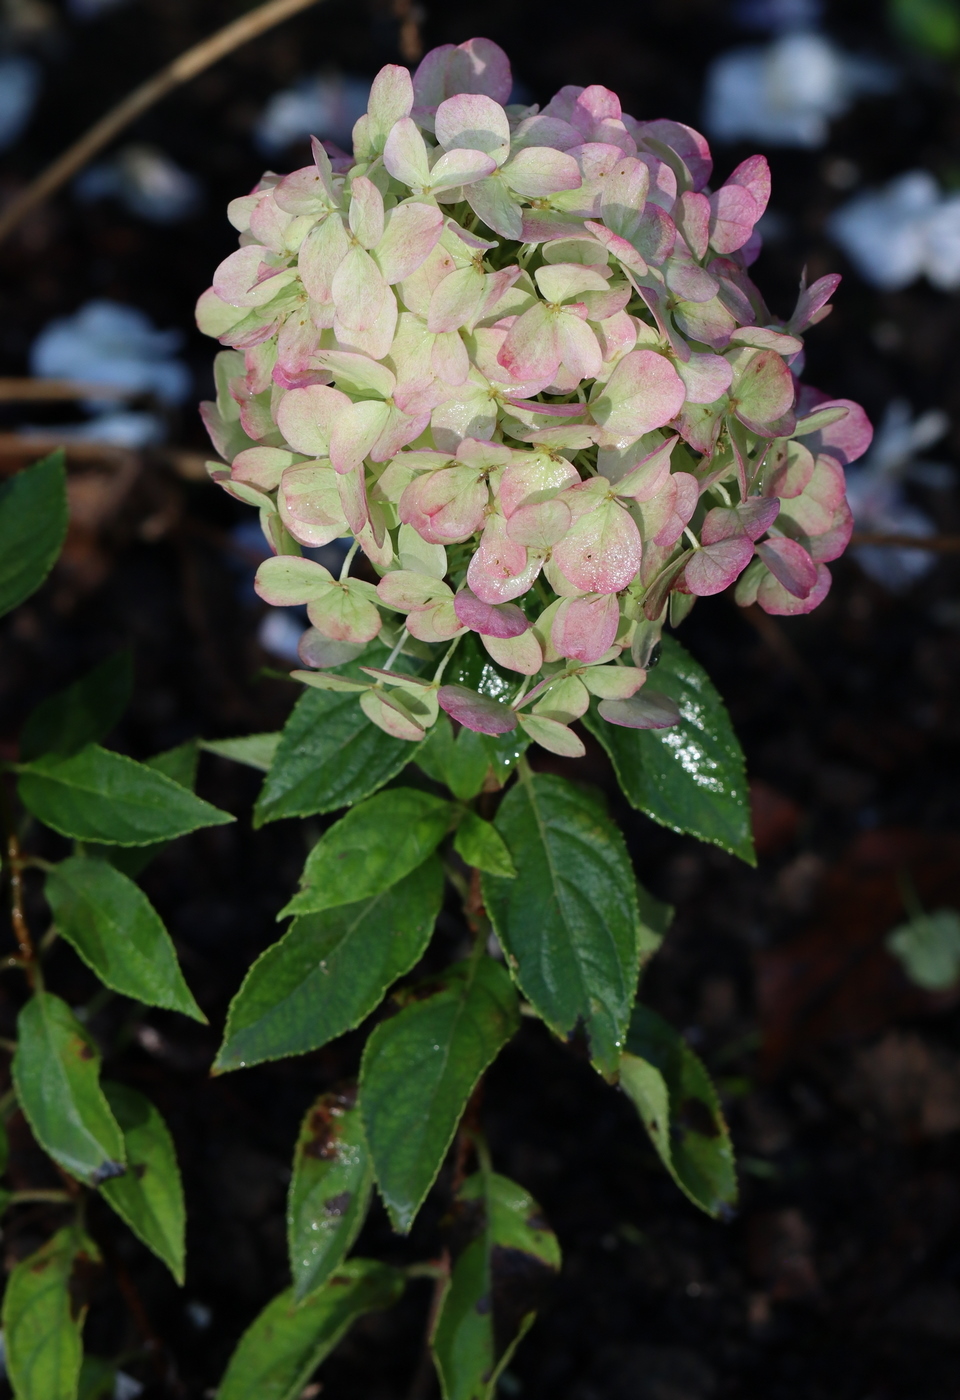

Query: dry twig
[0,0,326,246]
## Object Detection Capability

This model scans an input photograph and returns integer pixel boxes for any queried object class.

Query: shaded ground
[2,1,960,1396]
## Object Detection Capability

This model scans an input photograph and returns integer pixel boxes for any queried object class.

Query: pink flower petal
[398,466,488,544]
[276,384,352,457]
[497,302,561,382]
[435,92,510,161]
[502,146,582,197]
[673,351,733,405]
[383,117,431,188]
[683,535,754,596]
[708,184,759,255]
[506,498,572,549]
[726,154,771,221]
[466,516,541,603]
[757,562,832,616]
[454,587,529,638]
[481,630,544,675]
[498,452,580,517]
[636,119,712,190]
[732,350,795,434]
[329,399,391,475]
[756,536,818,598]
[598,690,680,729]
[552,497,643,593]
[374,203,444,284]
[675,190,710,260]
[437,684,518,735]
[551,594,621,663]
[591,349,686,444]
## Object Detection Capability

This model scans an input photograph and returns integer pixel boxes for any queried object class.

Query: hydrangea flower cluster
[197,37,871,757]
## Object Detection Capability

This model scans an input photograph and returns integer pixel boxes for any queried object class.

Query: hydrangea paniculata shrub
[197,36,871,759]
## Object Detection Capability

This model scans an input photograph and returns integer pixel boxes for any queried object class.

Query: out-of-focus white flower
[846,400,949,590]
[30,301,191,408]
[828,170,960,291]
[733,0,823,31]
[258,608,307,663]
[254,72,371,154]
[703,32,894,147]
[75,144,202,224]
[0,53,40,150]
[114,1373,144,1400]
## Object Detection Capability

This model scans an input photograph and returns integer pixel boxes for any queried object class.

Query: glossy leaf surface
[100,1081,187,1284]
[432,1170,561,1400]
[12,992,125,1186]
[584,637,754,863]
[360,956,519,1232]
[281,788,451,918]
[18,744,234,846]
[416,714,491,800]
[216,857,443,1070]
[2,1226,100,1400]
[0,451,68,618]
[217,1259,404,1400]
[255,688,418,825]
[20,651,133,761]
[288,1090,374,1301]
[45,856,204,1020]
[620,1004,737,1217]
[482,773,639,1077]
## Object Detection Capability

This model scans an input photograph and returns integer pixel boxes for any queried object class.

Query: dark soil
[2,1,960,1396]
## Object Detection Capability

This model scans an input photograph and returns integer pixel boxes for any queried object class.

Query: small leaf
[216,1259,404,1400]
[288,1089,374,1301]
[620,1004,737,1218]
[201,732,281,772]
[12,992,125,1186]
[482,772,640,1078]
[454,811,516,878]
[216,857,443,1071]
[281,788,451,919]
[416,714,491,801]
[0,451,69,618]
[100,1081,186,1284]
[17,744,234,846]
[432,1170,561,1400]
[19,651,133,761]
[2,1225,101,1400]
[255,687,419,825]
[637,881,674,964]
[97,740,201,879]
[360,956,519,1232]
[886,908,960,991]
[584,636,755,864]
[45,857,204,1021]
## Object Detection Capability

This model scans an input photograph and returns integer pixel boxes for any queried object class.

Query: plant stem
[384,627,409,671]
[432,634,462,685]
[338,537,361,582]
[0,0,329,246]
[5,1189,72,1207]
[0,784,39,990]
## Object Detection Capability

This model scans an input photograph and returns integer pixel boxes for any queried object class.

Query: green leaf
[99,740,200,878]
[146,739,199,788]
[360,956,519,1232]
[482,772,640,1078]
[255,688,419,826]
[19,652,133,762]
[280,788,451,919]
[45,856,204,1021]
[201,732,281,772]
[454,811,516,879]
[2,1226,100,1400]
[18,744,234,846]
[417,716,490,801]
[891,0,960,57]
[0,451,69,618]
[77,1357,117,1400]
[584,636,754,864]
[620,1004,737,1218]
[288,1089,374,1302]
[432,1170,561,1400]
[216,857,443,1072]
[637,880,674,966]
[99,1081,186,1284]
[217,1259,404,1400]
[12,992,125,1186]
